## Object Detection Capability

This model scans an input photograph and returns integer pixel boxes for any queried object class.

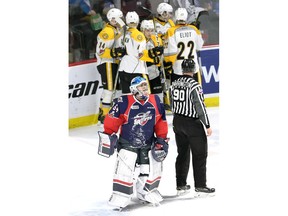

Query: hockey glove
[163,61,173,74]
[191,20,201,30]
[151,137,169,162]
[148,46,164,58]
[110,47,126,58]
[98,131,118,158]
[146,56,160,67]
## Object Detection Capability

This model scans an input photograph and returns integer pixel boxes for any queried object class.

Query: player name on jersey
[179,31,192,38]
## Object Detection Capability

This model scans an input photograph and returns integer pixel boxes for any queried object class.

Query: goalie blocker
[98,131,118,158]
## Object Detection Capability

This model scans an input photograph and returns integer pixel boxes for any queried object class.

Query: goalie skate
[108,192,131,209]
[137,189,163,206]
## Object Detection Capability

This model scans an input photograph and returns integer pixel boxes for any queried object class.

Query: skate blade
[194,192,216,198]
[177,189,191,196]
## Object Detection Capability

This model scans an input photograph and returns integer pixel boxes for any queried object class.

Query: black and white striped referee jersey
[170,75,210,128]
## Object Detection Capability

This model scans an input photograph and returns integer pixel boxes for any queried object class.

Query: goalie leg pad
[109,149,137,208]
[136,151,163,204]
[136,164,149,201]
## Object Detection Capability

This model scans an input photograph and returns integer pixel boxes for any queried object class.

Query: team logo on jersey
[108,104,119,117]
[133,111,152,126]
[102,33,109,40]
[137,35,143,41]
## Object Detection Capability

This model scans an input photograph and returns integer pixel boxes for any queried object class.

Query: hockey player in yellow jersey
[154,3,175,41]
[153,2,175,112]
[118,11,164,94]
[163,7,204,84]
[140,20,164,103]
[95,8,126,123]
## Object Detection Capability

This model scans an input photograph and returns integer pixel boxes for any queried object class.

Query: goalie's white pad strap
[112,149,137,196]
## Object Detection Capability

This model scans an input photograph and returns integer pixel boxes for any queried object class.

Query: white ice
[68,107,220,216]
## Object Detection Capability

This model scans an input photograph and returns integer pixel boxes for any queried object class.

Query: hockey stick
[111,18,127,103]
[190,0,209,26]
[140,6,170,104]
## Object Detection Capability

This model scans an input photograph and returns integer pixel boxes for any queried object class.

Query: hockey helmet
[107,8,123,22]
[175,8,188,22]
[157,3,173,20]
[130,76,149,100]
[126,11,140,27]
[182,59,196,73]
[157,3,173,15]
[140,20,154,31]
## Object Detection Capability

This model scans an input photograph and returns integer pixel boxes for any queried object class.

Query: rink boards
[68,46,219,128]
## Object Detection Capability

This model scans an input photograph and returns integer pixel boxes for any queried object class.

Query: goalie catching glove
[110,47,126,58]
[151,137,169,162]
[98,131,118,158]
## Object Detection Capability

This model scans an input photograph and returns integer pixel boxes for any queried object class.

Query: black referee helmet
[182,59,196,73]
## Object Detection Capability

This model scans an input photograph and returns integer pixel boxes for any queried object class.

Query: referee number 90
[172,89,185,101]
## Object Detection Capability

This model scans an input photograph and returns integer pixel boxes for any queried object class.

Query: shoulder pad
[131,29,145,42]
[187,24,201,35]
[168,19,175,27]
[99,26,115,41]
[166,26,178,36]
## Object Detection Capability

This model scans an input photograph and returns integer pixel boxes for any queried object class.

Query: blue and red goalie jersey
[103,94,168,148]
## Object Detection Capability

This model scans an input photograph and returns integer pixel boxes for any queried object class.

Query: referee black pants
[173,114,208,188]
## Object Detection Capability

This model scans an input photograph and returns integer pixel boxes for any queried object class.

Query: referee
[170,59,215,196]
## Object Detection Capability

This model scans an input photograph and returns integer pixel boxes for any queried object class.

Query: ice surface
[68,107,220,216]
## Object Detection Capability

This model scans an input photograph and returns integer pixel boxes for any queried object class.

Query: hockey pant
[97,62,121,115]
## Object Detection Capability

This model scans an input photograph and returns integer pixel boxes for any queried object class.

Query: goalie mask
[130,76,149,100]
[182,59,196,74]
